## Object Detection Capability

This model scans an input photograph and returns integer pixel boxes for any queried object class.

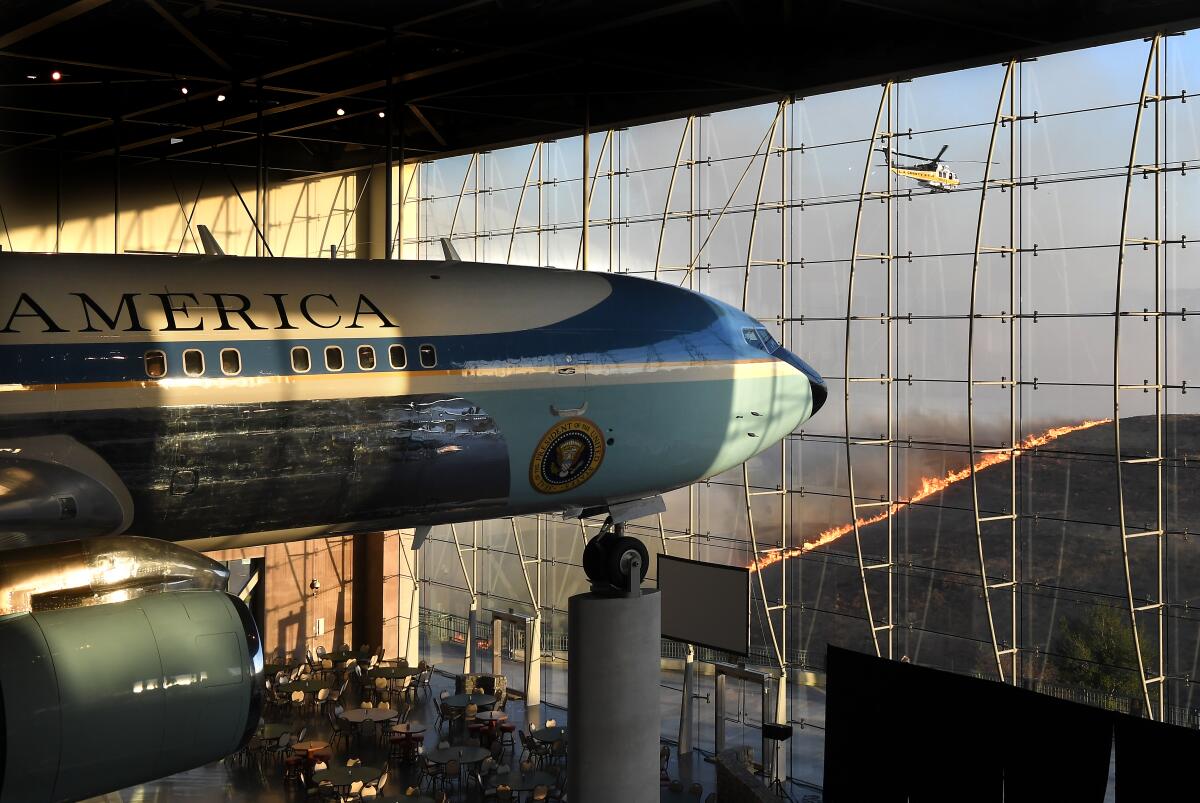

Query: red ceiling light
[180,86,189,95]
[50,70,62,81]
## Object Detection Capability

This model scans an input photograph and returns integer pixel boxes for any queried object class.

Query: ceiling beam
[142,0,232,72]
[406,104,446,147]
[0,0,112,50]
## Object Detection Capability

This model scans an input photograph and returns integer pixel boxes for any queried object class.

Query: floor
[82,669,721,803]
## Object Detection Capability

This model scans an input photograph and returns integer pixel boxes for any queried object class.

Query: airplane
[876,144,978,191]
[0,240,826,800]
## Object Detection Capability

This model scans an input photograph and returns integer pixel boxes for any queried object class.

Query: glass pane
[220,348,241,376]
[291,347,311,373]
[183,349,204,377]
[389,344,407,369]
[358,345,376,370]
[325,346,344,371]
[144,351,166,378]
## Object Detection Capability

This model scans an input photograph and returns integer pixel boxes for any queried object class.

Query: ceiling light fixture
[26,74,37,80]
[180,86,189,95]
[336,107,346,116]
[378,111,386,118]
[217,94,226,102]
[50,70,62,81]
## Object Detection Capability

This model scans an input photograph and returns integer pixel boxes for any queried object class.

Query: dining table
[312,764,380,792]
[531,726,566,744]
[443,693,496,709]
[277,678,329,694]
[368,666,422,680]
[487,769,556,792]
[340,707,400,725]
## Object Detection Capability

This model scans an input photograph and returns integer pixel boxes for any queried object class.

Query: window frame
[182,348,205,377]
[357,344,376,371]
[144,349,167,379]
[220,347,242,376]
[419,343,437,369]
[324,345,344,372]
[388,343,408,370]
[291,345,312,373]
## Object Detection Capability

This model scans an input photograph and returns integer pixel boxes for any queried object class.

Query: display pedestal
[567,588,660,803]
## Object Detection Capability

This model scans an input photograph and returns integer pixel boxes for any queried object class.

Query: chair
[687,781,704,798]
[660,744,671,784]
[530,785,549,802]
[704,794,718,803]
[669,780,683,793]
[363,768,389,797]
[548,739,567,765]
[290,690,307,715]
[420,756,444,792]
[442,759,461,794]
[316,645,327,658]
[495,786,513,803]
[373,677,389,704]
[328,708,354,753]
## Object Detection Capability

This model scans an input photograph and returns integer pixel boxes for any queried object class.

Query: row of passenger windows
[143,343,437,379]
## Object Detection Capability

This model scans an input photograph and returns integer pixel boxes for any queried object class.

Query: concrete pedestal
[567,589,660,803]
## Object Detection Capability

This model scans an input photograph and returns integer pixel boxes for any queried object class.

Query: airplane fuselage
[0,253,825,551]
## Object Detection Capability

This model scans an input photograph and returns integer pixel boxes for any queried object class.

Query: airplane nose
[775,346,827,417]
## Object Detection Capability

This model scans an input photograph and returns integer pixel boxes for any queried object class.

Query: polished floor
[82,669,721,803]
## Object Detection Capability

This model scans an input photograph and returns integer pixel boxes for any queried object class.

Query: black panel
[825,646,1112,803]
[1114,711,1200,801]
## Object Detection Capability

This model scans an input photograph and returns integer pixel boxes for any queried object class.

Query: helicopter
[876,144,993,192]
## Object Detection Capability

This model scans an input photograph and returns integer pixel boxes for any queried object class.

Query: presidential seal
[529,418,605,494]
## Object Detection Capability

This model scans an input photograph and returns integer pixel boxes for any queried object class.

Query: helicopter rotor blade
[934,144,949,161]
[891,149,933,161]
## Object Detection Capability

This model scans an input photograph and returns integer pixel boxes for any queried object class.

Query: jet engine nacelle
[0,589,263,803]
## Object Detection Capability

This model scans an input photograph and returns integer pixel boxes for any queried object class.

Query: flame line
[748,419,1112,573]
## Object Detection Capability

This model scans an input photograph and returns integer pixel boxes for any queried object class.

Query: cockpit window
[742,328,763,350]
[756,328,779,353]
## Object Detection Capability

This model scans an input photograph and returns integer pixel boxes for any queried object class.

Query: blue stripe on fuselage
[0,273,773,386]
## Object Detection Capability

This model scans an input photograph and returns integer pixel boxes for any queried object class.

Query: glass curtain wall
[405,33,1200,789]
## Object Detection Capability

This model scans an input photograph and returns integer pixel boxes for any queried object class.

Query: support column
[352,532,384,651]
[388,528,421,663]
[678,644,695,755]
[355,165,388,260]
[567,590,660,803]
[525,614,542,728]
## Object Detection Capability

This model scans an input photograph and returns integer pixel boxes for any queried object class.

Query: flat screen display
[657,554,749,655]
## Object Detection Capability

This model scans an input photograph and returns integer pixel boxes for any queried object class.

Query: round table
[326,650,367,663]
[488,769,556,792]
[292,739,329,756]
[531,727,566,743]
[391,722,426,735]
[443,693,496,709]
[475,710,507,723]
[426,746,490,766]
[340,707,400,725]
[278,678,328,694]
[368,666,422,680]
[258,723,290,740]
[313,765,380,791]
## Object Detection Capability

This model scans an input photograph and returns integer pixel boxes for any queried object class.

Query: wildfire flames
[748,418,1112,572]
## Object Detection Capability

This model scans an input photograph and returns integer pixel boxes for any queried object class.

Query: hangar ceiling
[1,0,1199,176]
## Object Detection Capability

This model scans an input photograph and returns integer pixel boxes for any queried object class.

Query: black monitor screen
[657,554,749,655]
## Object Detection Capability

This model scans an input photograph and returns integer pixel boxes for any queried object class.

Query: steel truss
[967,60,1019,683]
[845,83,896,658]
[1113,34,1167,721]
